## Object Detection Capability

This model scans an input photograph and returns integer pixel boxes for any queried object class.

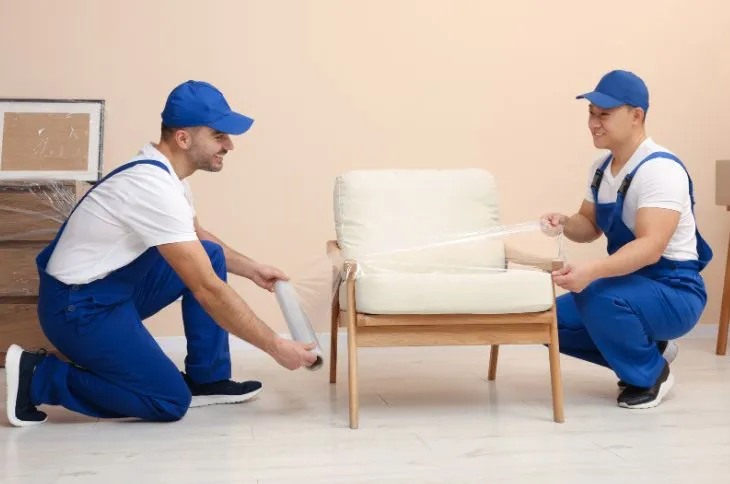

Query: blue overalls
[29,160,231,421]
[556,152,712,388]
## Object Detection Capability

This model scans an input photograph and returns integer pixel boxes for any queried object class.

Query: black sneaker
[5,344,48,427]
[181,373,263,408]
[617,361,674,409]
[617,340,678,388]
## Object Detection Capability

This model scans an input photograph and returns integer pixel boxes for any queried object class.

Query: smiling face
[588,104,645,150]
[185,127,234,172]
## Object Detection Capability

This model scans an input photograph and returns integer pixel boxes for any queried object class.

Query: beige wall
[2,1,729,337]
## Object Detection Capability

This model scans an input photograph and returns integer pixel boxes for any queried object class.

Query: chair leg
[548,308,565,423]
[329,298,340,384]
[717,233,730,355]
[346,277,359,429]
[488,345,499,381]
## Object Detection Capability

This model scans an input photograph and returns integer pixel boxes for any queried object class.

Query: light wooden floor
[2,337,730,483]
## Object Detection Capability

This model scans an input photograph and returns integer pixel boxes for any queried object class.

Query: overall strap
[617,151,695,210]
[36,159,172,271]
[65,160,171,222]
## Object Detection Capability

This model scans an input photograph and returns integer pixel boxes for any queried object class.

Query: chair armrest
[505,243,564,272]
[326,240,358,280]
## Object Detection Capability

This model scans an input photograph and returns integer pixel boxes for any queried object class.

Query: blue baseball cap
[161,80,254,135]
[576,70,649,111]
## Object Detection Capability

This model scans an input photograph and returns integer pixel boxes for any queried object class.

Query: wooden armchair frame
[326,240,566,429]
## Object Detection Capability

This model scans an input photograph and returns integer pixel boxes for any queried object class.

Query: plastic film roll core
[273,280,324,371]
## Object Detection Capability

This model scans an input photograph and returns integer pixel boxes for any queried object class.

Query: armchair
[326,169,565,428]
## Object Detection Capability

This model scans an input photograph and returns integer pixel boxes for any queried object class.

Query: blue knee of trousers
[201,240,227,280]
[148,381,192,422]
[572,283,631,340]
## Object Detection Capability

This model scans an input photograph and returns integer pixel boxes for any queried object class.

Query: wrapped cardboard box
[0,180,82,365]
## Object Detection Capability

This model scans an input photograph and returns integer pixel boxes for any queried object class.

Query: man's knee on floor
[140,371,193,422]
[146,380,192,422]
[200,240,227,277]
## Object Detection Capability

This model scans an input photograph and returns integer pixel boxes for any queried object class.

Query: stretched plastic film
[0,180,89,300]
[269,219,568,359]
[0,180,83,242]
[336,220,566,279]
[301,218,568,320]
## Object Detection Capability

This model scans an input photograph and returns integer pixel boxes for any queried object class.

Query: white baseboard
[155,323,722,354]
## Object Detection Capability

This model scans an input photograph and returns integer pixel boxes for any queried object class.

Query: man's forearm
[563,213,601,243]
[193,277,279,353]
[590,237,663,280]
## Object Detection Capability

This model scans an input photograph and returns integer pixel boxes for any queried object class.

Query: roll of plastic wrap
[273,280,324,371]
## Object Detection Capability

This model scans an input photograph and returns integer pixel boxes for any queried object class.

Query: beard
[195,158,223,172]
[190,147,227,172]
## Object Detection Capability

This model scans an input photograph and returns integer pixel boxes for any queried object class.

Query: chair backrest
[333,169,506,273]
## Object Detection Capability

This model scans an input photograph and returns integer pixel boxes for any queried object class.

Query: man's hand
[248,263,289,292]
[268,338,318,370]
[540,213,568,236]
[551,261,598,293]
[540,201,602,243]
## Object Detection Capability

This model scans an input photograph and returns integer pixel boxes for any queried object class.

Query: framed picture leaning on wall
[0,98,105,182]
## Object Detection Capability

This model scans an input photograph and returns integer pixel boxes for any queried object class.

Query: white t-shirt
[45,143,199,284]
[584,137,698,261]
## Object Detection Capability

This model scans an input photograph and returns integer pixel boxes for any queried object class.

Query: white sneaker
[5,344,49,427]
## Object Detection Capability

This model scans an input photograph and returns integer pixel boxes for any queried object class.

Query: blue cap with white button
[161,80,254,135]
[577,70,650,112]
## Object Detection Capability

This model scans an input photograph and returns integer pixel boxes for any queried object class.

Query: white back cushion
[334,169,506,273]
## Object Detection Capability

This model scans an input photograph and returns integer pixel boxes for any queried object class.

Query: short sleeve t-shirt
[45,143,199,285]
[584,138,698,261]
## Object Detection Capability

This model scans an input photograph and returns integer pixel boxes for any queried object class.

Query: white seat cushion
[338,268,554,314]
[333,169,554,315]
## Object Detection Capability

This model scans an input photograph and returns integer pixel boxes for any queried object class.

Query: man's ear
[632,107,646,125]
[175,128,193,149]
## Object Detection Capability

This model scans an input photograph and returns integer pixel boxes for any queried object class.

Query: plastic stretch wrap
[0,180,83,243]
[318,219,567,317]
[333,221,566,278]
[273,219,567,355]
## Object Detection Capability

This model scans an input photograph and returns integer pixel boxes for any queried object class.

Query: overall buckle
[618,174,634,196]
[590,169,603,191]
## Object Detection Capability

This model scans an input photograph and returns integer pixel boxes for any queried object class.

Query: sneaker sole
[5,344,47,427]
[663,341,679,365]
[618,373,674,410]
[188,387,263,408]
